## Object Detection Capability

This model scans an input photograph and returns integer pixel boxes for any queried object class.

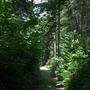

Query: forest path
[39,66,55,90]
[39,66,64,90]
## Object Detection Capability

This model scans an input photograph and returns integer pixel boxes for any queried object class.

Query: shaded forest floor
[39,66,64,90]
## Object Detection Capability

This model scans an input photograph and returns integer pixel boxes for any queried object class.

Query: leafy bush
[65,57,90,90]
[54,37,88,87]
[0,1,42,89]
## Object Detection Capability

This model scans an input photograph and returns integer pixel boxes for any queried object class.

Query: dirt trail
[39,66,55,90]
[39,66,64,90]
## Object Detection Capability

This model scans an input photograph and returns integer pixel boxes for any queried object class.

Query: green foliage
[0,0,43,89]
[65,58,90,90]
[0,0,89,89]
[48,57,59,76]
[50,2,88,88]
[55,39,87,87]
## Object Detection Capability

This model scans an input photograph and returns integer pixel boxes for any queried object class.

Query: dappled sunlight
[0,0,89,89]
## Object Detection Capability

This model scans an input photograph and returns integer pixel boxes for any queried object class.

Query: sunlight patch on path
[40,66,50,71]
[40,66,64,90]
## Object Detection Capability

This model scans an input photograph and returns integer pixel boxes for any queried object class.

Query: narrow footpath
[39,66,55,90]
[39,66,64,90]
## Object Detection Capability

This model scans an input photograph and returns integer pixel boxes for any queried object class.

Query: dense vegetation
[0,0,89,90]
